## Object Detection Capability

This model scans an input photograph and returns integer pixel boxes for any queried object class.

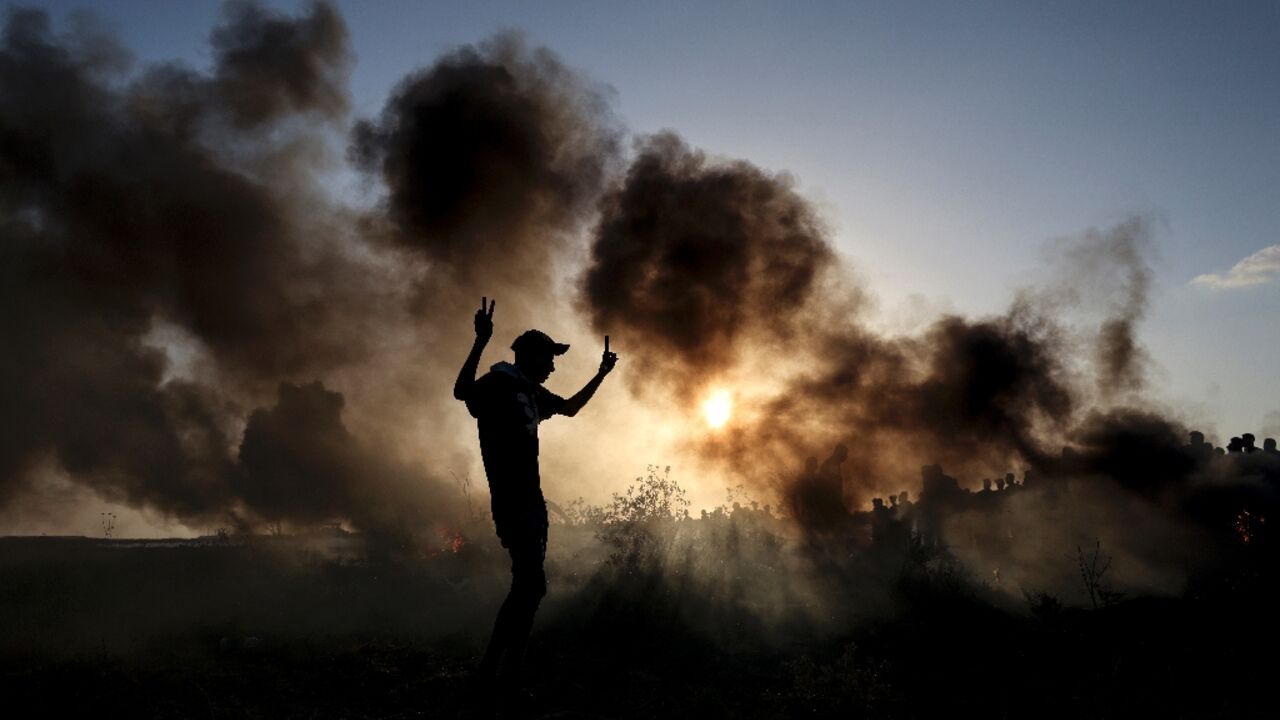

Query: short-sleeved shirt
[463,363,566,543]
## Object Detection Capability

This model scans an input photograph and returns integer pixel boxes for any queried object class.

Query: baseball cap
[511,329,570,356]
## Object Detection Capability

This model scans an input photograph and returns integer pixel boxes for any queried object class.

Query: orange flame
[1235,509,1265,545]
[438,527,465,553]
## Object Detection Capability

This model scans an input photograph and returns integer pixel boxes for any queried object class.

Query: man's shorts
[503,522,547,599]
[494,504,549,551]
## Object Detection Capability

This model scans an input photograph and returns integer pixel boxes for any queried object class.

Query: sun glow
[702,389,733,429]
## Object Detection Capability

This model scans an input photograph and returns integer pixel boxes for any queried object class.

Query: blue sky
[25,0,1280,439]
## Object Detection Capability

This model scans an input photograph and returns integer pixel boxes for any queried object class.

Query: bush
[596,466,689,570]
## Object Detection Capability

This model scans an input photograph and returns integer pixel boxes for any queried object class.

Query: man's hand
[600,335,618,375]
[455,296,493,401]
[563,336,618,417]
[475,296,495,342]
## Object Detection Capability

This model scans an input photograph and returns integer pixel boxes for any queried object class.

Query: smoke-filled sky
[2,0,1277,537]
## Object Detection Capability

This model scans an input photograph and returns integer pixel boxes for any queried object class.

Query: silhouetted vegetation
[4,431,1277,717]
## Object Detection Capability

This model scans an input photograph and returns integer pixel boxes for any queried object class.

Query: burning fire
[1235,510,1265,545]
[430,527,466,555]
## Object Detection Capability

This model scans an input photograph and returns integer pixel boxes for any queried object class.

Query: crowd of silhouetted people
[555,428,1279,565]
[1187,430,1277,457]
[786,430,1280,553]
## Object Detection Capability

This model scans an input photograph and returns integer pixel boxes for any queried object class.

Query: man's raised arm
[454,297,495,401]
[561,336,618,417]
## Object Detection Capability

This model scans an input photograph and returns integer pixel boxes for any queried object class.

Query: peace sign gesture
[474,296,495,341]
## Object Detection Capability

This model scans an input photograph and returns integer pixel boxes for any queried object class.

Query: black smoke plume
[575,127,1247,597]
[579,132,1093,497]
[352,33,619,302]
[581,133,835,392]
[237,381,452,531]
[211,0,350,128]
[1082,219,1152,394]
[0,1,1266,611]
[0,2,427,530]
[577,130,1276,600]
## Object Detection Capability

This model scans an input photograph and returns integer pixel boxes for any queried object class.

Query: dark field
[3,503,1277,720]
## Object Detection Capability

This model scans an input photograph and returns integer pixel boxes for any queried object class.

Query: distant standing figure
[820,443,850,511]
[802,456,819,482]
[454,297,617,702]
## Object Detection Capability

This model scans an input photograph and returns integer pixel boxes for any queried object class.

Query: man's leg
[496,534,547,687]
[478,529,547,686]
[477,591,515,682]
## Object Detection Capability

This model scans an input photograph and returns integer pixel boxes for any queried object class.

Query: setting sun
[702,389,733,429]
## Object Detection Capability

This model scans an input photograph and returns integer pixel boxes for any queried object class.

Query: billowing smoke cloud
[575,126,1276,601]
[730,307,1083,513]
[351,32,620,315]
[1066,407,1192,497]
[0,0,1263,610]
[1050,218,1152,394]
[579,133,1091,496]
[0,0,371,376]
[342,32,627,514]
[0,2,427,530]
[581,133,835,391]
[237,381,454,530]
[211,0,350,128]
[0,3,631,537]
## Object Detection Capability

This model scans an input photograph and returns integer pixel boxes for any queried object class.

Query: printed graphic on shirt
[516,392,538,435]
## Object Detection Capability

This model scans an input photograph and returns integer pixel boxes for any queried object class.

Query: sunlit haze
[703,390,733,430]
[5,6,1280,716]
[2,0,1277,540]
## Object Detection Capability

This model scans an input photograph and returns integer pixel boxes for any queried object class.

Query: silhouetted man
[1263,439,1280,482]
[1186,431,1212,463]
[870,497,896,547]
[454,297,617,702]
[820,443,850,511]
[918,464,963,547]
[802,456,819,482]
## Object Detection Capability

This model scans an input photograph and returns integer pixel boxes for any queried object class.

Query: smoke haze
[0,1,1272,605]
[0,1,427,531]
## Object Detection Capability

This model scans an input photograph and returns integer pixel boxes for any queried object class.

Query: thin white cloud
[1192,244,1280,289]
